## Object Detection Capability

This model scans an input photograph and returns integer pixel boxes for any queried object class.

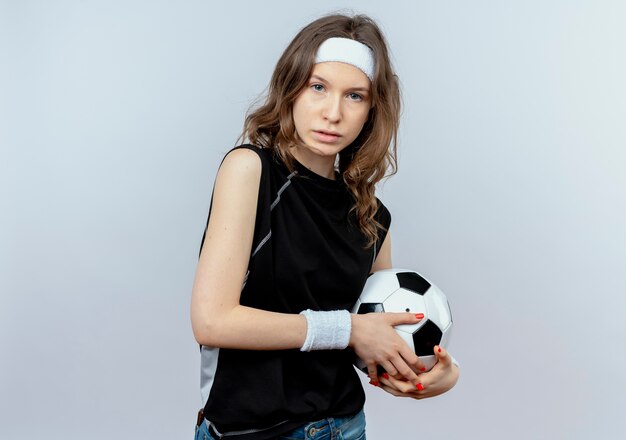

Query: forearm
[193,304,308,350]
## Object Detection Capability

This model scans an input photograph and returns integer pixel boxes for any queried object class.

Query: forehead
[310,62,371,90]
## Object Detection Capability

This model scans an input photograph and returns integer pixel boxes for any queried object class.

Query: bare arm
[190,148,307,350]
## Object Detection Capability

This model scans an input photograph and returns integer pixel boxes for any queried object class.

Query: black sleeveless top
[198,145,391,439]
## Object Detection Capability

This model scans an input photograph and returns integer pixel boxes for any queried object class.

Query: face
[291,61,372,160]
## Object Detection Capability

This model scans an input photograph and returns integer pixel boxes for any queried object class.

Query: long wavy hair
[240,13,400,248]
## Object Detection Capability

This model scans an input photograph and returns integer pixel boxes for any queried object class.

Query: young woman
[191,13,459,440]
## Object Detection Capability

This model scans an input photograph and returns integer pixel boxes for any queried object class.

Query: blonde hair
[240,13,400,247]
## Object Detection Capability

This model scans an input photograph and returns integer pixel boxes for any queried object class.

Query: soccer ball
[352,268,453,373]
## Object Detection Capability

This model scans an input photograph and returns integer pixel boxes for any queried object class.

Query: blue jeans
[195,410,366,440]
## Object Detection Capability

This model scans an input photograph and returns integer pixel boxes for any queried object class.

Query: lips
[316,129,340,136]
[313,130,341,143]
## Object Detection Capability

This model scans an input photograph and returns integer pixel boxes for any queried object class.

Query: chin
[307,140,348,157]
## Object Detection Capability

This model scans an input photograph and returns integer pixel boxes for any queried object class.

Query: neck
[290,146,337,180]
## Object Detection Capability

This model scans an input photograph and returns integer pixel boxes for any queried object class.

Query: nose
[322,94,342,123]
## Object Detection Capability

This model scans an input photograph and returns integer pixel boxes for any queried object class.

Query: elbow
[191,284,239,347]
[192,315,223,347]
[191,303,236,347]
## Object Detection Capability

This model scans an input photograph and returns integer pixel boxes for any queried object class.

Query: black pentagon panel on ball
[357,303,385,314]
[411,320,442,356]
[396,272,431,295]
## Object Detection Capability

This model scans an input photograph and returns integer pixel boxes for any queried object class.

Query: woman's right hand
[349,312,426,389]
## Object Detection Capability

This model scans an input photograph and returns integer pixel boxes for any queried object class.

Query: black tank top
[197,144,391,439]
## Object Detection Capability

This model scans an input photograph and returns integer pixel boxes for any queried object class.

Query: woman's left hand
[375,345,460,399]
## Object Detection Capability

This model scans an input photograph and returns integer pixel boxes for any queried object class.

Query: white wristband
[300,309,352,351]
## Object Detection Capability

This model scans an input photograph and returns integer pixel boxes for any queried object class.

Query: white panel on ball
[424,285,452,330]
[382,289,427,333]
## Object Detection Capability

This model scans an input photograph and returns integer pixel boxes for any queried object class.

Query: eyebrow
[310,74,370,93]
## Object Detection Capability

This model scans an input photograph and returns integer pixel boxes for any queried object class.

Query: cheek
[291,99,308,132]
[350,109,371,136]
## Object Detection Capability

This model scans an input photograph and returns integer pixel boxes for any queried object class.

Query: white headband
[314,37,375,81]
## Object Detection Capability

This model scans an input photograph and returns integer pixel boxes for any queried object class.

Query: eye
[348,92,364,101]
[311,83,325,92]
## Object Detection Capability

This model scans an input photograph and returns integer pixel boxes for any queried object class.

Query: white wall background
[1,1,625,439]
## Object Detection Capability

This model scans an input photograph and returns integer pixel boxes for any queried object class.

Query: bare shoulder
[218,147,263,184]
[212,147,263,210]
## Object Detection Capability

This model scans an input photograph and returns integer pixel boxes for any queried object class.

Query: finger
[403,351,427,375]
[387,355,423,389]
[380,358,409,382]
[377,383,404,397]
[396,343,426,374]
[381,366,401,381]
[379,383,422,399]
[366,363,380,387]
[386,312,425,327]
[373,362,398,380]
[380,375,418,394]
[412,368,433,393]
[434,345,451,366]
